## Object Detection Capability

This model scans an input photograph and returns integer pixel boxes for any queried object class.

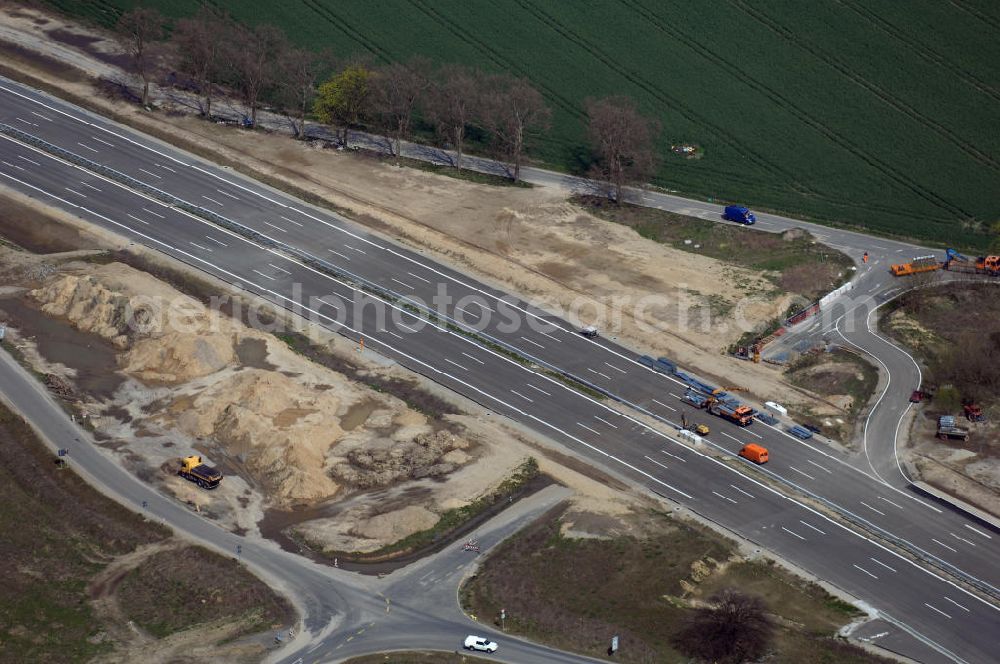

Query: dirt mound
[26,261,479,511]
[171,369,344,503]
[331,428,468,489]
[31,264,238,382]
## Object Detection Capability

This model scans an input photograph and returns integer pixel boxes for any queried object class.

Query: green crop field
[45,0,1000,249]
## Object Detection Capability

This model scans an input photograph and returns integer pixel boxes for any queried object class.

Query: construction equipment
[943,248,1000,276]
[178,455,223,489]
[964,403,985,422]
[739,443,769,464]
[709,401,754,426]
[890,255,941,277]
[682,389,710,408]
[937,426,970,442]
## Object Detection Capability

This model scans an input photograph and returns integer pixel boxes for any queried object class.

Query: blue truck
[723,205,756,225]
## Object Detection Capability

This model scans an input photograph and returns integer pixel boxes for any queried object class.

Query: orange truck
[709,402,754,427]
[944,255,1000,276]
[738,443,769,464]
[890,256,941,277]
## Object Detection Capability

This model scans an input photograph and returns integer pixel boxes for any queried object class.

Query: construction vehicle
[682,389,710,408]
[937,425,970,442]
[710,401,754,426]
[943,248,1000,276]
[739,443,769,464]
[890,255,941,277]
[964,403,985,422]
[178,455,223,489]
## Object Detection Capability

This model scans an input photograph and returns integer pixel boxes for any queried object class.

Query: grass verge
[461,505,885,663]
[0,399,290,661]
[575,195,854,300]
[116,546,291,638]
[309,458,542,562]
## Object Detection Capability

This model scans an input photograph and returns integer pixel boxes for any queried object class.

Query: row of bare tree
[115,6,660,194]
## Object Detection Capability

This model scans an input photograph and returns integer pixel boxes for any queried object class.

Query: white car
[464,635,499,653]
[580,325,599,339]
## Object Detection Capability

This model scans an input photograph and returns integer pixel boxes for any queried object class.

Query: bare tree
[371,56,431,158]
[277,47,330,139]
[585,96,660,203]
[478,74,551,182]
[226,23,288,128]
[424,64,478,171]
[115,6,166,107]
[672,589,774,664]
[172,5,229,117]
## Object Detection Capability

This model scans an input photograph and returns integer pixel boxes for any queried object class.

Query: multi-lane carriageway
[0,78,997,662]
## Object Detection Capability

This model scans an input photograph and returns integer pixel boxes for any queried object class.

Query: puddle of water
[0,297,122,398]
[235,337,275,370]
[341,398,378,431]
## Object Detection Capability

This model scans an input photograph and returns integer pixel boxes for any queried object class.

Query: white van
[764,401,787,417]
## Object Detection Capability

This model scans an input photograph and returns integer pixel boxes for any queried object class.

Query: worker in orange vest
[862,252,869,264]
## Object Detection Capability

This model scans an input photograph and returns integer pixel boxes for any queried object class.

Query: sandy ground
[0,217,657,557]
[906,412,1000,518]
[0,244,513,549]
[0,3,833,416]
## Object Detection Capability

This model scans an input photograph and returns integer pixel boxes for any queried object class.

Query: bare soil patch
[575,195,853,300]
[784,350,878,444]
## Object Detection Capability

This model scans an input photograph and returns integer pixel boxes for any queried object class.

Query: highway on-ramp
[0,77,998,662]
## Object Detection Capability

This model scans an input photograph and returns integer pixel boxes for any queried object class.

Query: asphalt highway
[0,77,998,662]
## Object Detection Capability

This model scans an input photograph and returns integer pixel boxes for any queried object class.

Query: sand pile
[28,262,474,510]
[31,265,237,382]
[170,370,344,504]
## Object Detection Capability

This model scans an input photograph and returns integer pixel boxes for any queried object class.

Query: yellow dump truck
[178,455,223,489]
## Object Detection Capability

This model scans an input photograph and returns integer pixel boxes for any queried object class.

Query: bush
[672,589,774,664]
[934,384,962,414]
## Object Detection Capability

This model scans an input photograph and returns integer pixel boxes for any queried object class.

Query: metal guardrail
[3,122,997,606]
